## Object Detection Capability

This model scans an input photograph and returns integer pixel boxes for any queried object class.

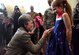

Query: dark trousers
[72,28,79,55]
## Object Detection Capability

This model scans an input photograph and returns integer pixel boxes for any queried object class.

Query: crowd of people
[0,0,79,55]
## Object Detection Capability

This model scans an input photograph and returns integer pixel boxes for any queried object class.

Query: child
[46,0,72,55]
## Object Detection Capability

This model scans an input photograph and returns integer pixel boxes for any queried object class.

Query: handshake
[42,27,54,40]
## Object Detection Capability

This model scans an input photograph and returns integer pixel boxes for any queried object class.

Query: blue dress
[46,17,71,55]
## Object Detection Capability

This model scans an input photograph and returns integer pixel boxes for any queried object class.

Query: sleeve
[21,34,45,54]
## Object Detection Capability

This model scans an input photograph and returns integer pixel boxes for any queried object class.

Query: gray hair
[18,14,32,27]
[19,14,31,20]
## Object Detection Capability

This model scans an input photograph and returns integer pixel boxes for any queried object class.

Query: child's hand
[42,28,53,39]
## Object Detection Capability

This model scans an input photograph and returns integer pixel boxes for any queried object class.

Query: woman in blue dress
[46,0,73,55]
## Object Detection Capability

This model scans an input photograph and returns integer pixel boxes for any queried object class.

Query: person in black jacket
[12,5,22,34]
[72,2,79,55]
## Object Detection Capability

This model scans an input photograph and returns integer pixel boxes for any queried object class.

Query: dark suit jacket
[5,27,45,55]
